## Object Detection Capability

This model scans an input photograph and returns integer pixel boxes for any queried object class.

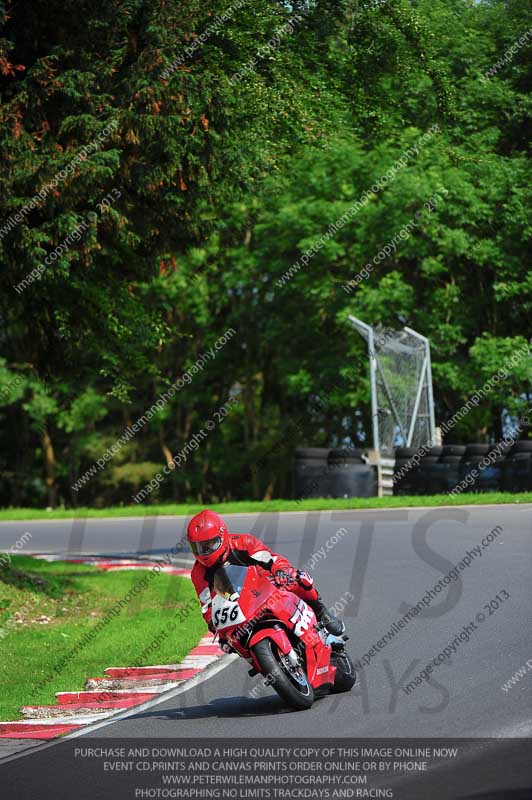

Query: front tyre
[331,649,357,693]
[252,638,314,710]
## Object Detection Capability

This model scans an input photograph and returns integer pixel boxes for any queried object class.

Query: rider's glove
[274,568,298,586]
[296,570,314,590]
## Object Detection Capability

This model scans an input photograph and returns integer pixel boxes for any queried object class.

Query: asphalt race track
[1,505,532,797]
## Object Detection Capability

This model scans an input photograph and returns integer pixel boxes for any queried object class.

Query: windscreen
[213,564,248,598]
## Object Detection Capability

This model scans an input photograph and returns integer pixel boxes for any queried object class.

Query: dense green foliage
[0,0,530,507]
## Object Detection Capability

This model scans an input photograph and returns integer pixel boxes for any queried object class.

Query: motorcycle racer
[187,509,345,637]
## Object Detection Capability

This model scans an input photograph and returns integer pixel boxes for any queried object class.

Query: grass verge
[0,492,531,521]
[0,555,204,720]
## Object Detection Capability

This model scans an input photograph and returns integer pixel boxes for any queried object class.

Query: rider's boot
[308,595,345,636]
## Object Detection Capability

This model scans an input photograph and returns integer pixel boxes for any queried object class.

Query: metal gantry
[348,315,436,452]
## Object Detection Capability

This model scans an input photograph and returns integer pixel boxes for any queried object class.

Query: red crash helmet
[187,509,229,567]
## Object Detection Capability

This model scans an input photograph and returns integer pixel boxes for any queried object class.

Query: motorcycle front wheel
[252,638,314,710]
[331,649,357,693]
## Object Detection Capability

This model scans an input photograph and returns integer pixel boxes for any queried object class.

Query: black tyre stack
[502,441,532,492]
[393,440,532,495]
[293,448,331,499]
[437,444,465,494]
[393,447,420,496]
[420,446,445,494]
[294,439,532,499]
[459,444,504,493]
[293,447,377,499]
[393,446,443,495]
[327,448,376,498]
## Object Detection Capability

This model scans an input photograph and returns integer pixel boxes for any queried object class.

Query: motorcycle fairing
[211,563,336,689]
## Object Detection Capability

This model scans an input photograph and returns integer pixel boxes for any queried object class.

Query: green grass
[0,556,205,720]
[0,492,532,521]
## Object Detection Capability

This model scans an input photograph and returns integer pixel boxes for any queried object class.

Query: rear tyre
[331,650,357,693]
[252,638,314,710]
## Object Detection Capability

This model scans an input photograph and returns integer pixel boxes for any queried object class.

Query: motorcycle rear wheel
[252,639,314,710]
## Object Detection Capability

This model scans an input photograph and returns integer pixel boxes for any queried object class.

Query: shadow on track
[130,694,297,722]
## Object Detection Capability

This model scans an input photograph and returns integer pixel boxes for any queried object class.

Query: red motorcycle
[210,562,356,710]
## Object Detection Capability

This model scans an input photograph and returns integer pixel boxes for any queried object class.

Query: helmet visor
[190,535,223,557]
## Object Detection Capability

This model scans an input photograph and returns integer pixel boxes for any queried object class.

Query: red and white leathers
[191,532,319,630]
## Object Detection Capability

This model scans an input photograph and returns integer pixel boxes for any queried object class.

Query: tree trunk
[262,477,275,501]
[159,428,174,468]
[41,427,57,508]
